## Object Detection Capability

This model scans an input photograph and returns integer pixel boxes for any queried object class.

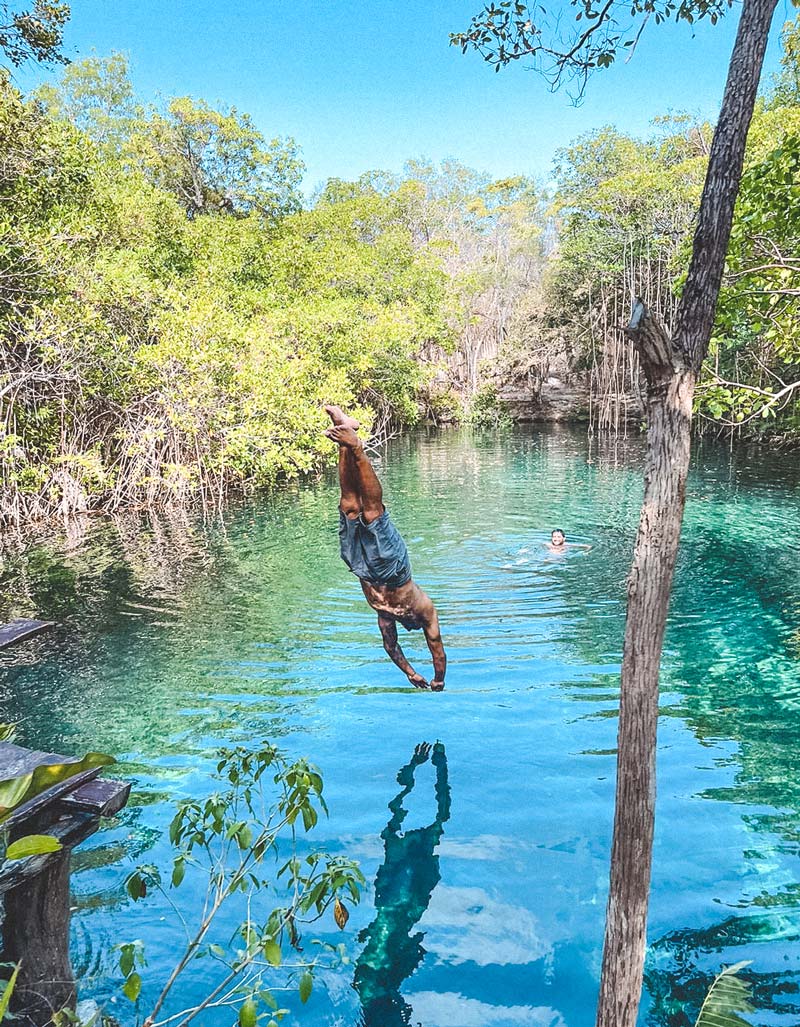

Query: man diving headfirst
[324,405,446,691]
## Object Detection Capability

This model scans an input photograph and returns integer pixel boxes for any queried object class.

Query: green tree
[701,131,800,429]
[0,0,68,67]
[130,96,304,219]
[454,3,780,1027]
[0,71,453,525]
[541,118,707,429]
[34,52,139,151]
[770,14,800,105]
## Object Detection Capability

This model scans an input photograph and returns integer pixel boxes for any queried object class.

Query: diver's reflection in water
[353,742,451,1027]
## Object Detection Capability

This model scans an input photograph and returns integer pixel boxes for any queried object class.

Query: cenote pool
[1,425,800,1027]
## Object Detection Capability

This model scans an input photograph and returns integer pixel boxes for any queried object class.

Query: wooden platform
[0,619,54,650]
[0,741,130,1024]
[0,744,131,883]
[0,741,126,835]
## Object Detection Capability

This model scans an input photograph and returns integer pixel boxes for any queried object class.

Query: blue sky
[16,0,794,190]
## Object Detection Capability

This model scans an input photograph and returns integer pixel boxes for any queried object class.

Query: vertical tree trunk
[595,0,778,1024]
[3,850,76,1027]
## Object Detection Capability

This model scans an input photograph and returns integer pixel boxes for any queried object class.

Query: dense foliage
[506,15,800,436]
[3,18,800,526]
[0,62,460,524]
[0,0,69,67]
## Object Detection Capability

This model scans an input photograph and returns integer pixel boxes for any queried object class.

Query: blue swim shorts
[339,509,412,588]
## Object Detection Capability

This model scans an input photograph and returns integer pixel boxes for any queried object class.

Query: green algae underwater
[1,425,799,1026]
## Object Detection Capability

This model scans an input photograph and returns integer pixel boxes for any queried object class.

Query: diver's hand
[408,671,429,689]
[430,679,445,692]
[413,742,432,764]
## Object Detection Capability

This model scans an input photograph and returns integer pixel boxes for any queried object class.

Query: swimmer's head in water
[551,529,566,547]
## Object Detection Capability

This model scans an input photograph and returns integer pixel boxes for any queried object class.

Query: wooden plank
[0,742,106,830]
[0,619,54,650]
[0,741,68,778]
[57,777,131,818]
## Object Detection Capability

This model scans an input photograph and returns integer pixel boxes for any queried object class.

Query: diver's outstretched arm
[384,743,431,835]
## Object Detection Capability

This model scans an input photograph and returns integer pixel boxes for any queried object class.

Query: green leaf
[262,938,282,967]
[238,998,257,1027]
[0,752,115,824]
[298,970,313,1004]
[171,857,186,888]
[118,945,135,978]
[122,972,141,1003]
[0,964,21,1021]
[126,872,147,901]
[5,834,62,860]
[0,774,34,815]
[259,990,278,1011]
[694,962,755,1027]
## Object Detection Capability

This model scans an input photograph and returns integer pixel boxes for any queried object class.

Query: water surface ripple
[1,426,799,1026]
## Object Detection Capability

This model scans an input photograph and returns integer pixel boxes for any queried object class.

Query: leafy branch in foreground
[451,0,736,96]
[0,722,115,864]
[694,962,755,1027]
[0,963,20,1021]
[0,0,70,67]
[120,743,364,1027]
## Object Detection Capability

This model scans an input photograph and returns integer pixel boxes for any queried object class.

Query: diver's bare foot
[326,425,361,450]
[324,405,360,431]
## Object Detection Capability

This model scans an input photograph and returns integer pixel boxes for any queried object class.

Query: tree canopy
[3,20,800,525]
[1,0,69,67]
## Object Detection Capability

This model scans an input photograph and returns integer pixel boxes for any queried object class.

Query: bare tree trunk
[595,0,778,1024]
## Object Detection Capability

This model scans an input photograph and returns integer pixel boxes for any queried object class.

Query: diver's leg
[327,426,384,523]
[336,443,361,518]
[350,444,384,523]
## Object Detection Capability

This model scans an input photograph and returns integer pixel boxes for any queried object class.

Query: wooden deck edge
[0,620,55,650]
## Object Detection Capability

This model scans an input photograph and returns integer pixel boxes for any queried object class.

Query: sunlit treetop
[770,15,800,105]
[450,0,737,97]
[0,0,69,67]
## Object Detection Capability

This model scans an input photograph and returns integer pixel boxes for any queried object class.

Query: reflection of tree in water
[547,487,800,1022]
[353,742,450,1027]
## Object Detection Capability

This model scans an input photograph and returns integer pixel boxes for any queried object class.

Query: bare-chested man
[324,405,446,691]
[545,528,592,554]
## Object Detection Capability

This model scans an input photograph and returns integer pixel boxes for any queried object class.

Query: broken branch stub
[624,299,681,391]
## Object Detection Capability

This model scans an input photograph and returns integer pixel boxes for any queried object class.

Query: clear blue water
[1,425,799,1027]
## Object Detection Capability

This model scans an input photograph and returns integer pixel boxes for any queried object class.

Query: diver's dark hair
[552,528,565,536]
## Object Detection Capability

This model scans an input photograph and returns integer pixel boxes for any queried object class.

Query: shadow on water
[353,742,450,1027]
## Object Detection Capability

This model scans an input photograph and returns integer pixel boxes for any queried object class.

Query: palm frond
[695,961,755,1027]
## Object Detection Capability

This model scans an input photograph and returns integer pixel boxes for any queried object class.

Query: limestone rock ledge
[498,376,592,423]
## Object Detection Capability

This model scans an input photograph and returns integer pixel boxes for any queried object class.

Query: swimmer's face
[551,530,565,547]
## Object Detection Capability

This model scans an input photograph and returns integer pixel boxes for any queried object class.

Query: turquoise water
[1,425,799,1026]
